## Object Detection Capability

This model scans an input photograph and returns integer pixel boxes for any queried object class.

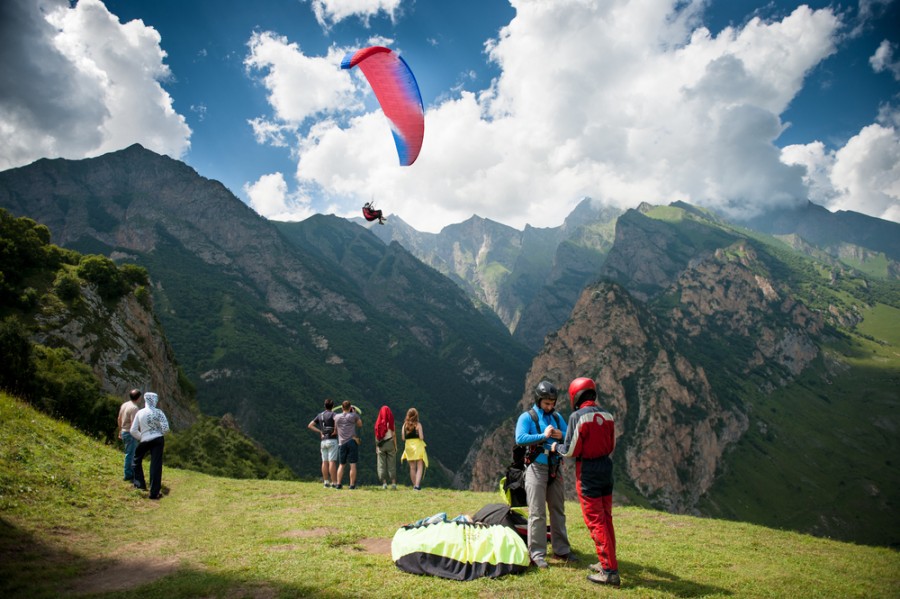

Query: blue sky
[1,0,898,231]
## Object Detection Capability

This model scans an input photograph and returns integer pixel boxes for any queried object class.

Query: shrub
[134,285,151,310]
[0,316,35,397]
[18,287,39,310]
[53,270,82,302]
[30,345,118,442]
[120,263,150,287]
[77,255,126,300]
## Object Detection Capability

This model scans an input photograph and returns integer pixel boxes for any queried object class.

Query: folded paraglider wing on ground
[391,514,529,580]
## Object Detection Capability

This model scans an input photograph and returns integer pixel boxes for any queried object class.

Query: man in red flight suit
[551,377,620,587]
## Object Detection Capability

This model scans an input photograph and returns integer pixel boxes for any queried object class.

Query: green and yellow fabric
[391,518,529,580]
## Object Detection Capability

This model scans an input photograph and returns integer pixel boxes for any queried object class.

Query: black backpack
[319,411,336,439]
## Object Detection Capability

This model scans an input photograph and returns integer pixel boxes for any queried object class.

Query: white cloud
[870,40,900,80]
[830,123,900,221]
[245,32,357,126]
[244,1,898,231]
[258,1,843,230]
[310,0,402,29]
[0,0,190,171]
[781,120,900,223]
[244,172,315,221]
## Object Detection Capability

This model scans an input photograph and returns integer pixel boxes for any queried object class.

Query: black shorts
[339,439,359,465]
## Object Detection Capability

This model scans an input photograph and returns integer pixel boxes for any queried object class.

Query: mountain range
[0,144,531,489]
[1,144,897,545]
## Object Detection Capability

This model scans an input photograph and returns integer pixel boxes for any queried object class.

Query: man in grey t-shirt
[333,400,362,489]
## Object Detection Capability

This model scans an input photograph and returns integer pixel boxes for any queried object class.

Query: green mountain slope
[2,392,898,598]
[0,208,293,481]
[611,204,900,544]
[0,146,532,487]
[366,198,622,351]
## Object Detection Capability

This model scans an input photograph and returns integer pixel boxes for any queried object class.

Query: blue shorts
[339,439,359,465]
[320,438,338,462]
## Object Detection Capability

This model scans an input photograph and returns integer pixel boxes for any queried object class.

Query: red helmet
[568,377,596,410]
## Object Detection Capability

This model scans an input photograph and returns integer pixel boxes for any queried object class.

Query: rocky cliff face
[34,282,196,429]
[469,210,834,514]
[470,281,748,512]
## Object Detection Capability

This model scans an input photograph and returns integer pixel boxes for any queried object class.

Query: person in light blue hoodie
[130,392,170,500]
[515,380,574,569]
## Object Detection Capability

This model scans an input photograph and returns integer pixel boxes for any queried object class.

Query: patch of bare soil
[67,539,181,595]
[358,537,392,555]
[68,555,180,594]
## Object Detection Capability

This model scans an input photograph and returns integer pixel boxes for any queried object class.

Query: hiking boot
[589,562,604,572]
[587,569,620,587]
[349,485,357,490]
[334,484,343,490]
[533,557,549,569]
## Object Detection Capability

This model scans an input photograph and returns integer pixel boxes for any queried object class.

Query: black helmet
[534,380,558,402]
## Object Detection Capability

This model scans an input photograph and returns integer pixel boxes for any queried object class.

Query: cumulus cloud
[0,0,190,171]
[782,100,900,224]
[310,0,402,29]
[269,2,836,229]
[870,40,900,80]
[247,0,897,230]
[245,32,357,126]
[244,172,315,221]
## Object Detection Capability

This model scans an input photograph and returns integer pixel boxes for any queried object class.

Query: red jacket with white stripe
[556,400,616,497]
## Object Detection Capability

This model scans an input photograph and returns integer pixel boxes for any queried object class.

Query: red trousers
[576,477,618,571]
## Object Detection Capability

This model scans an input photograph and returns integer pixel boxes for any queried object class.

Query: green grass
[2,392,898,598]
[855,303,900,348]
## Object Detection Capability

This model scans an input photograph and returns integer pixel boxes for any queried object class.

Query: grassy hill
[2,393,897,598]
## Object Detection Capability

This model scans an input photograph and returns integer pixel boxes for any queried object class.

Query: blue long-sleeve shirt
[515,405,567,466]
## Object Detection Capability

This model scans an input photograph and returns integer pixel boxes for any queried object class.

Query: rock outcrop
[34,282,196,429]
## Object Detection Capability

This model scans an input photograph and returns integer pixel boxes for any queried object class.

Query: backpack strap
[529,407,563,433]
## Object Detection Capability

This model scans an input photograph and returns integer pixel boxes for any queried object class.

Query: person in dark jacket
[552,377,620,587]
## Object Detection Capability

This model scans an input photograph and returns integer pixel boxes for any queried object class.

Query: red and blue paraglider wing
[341,46,424,166]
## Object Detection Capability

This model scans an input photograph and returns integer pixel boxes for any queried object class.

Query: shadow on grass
[0,517,357,598]
[620,559,732,597]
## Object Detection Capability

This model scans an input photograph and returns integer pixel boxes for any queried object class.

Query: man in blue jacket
[515,380,575,568]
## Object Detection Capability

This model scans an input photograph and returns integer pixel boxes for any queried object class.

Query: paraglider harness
[504,408,564,504]
[362,202,385,224]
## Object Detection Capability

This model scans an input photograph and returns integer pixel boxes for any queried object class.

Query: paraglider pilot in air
[362,202,386,225]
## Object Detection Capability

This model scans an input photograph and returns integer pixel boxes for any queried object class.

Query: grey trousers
[524,461,571,560]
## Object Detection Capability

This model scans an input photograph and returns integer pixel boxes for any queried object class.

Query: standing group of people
[114,378,620,586]
[117,388,170,500]
[308,401,429,490]
[516,376,620,587]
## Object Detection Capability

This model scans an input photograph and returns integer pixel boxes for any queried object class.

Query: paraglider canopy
[342,46,424,166]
